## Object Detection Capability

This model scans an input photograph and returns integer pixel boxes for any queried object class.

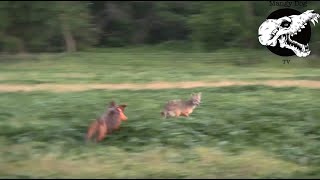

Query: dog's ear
[109,101,116,107]
[118,104,127,111]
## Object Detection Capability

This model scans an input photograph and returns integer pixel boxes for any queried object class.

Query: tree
[52,1,97,52]
[243,1,255,48]
[189,2,245,50]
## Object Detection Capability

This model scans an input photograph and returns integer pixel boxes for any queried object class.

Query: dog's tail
[85,120,99,143]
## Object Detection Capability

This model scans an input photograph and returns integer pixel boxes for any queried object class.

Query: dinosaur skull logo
[258,8,319,57]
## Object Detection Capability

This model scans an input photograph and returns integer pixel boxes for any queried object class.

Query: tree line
[0,1,319,53]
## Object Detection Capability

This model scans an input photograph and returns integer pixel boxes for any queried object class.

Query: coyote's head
[190,92,202,106]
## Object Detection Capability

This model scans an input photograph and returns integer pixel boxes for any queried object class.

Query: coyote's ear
[198,92,202,96]
[118,104,127,111]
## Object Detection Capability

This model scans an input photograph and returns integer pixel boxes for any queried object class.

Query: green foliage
[0,1,96,53]
[189,3,244,50]
[0,1,320,53]
[51,1,98,51]
[0,35,24,53]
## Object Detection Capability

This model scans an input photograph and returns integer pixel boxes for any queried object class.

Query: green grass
[0,48,320,84]
[0,48,320,178]
[0,86,320,178]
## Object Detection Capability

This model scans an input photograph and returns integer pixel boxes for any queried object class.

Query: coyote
[161,92,202,118]
[85,101,128,142]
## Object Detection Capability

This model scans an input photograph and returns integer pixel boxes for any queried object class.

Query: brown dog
[85,101,128,142]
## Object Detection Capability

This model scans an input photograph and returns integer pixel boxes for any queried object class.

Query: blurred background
[0,1,319,54]
[0,1,320,179]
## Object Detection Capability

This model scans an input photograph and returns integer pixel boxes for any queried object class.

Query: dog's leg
[96,122,107,142]
[85,121,99,142]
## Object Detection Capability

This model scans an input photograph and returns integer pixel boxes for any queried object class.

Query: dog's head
[108,101,128,121]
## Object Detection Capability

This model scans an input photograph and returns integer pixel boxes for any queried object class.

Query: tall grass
[0,86,319,178]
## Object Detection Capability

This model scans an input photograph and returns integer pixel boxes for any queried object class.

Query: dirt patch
[52,73,96,78]
[0,80,319,92]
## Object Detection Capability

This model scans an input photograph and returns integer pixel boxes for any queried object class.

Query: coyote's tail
[161,111,167,118]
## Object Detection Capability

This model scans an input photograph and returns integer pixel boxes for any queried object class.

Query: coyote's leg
[174,109,182,118]
[167,111,177,118]
[181,112,189,117]
[161,111,167,119]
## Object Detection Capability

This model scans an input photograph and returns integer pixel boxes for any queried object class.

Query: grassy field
[0,48,320,84]
[0,48,320,178]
